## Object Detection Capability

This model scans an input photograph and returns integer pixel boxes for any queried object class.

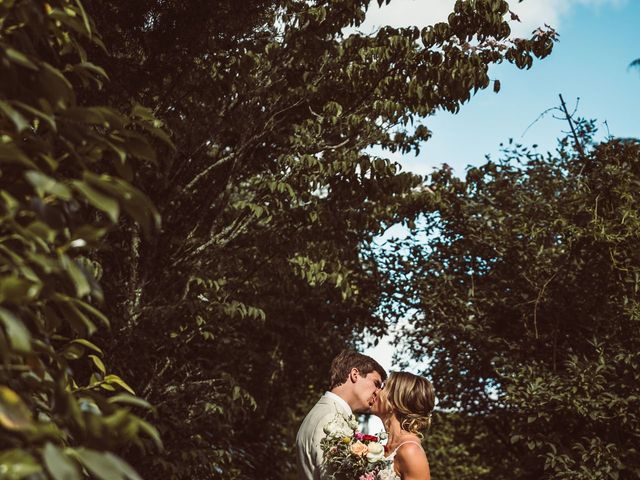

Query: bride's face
[370,387,391,417]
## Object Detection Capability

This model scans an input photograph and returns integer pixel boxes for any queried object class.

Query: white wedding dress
[377,440,422,480]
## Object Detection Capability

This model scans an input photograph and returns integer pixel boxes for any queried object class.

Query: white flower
[323,413,354,438]
[346,414,360,430]
[366,442,385,462]
[377,467,398,480]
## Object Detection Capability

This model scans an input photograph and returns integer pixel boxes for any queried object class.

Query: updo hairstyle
[385,372,435,436]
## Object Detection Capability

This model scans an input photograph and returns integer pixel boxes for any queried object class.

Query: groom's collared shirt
[323,391,351,415]
[295,392,352,480]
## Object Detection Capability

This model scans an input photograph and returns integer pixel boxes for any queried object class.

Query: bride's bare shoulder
[394,442,430,479]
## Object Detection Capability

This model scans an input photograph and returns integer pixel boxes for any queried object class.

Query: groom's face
[352,369,384,413]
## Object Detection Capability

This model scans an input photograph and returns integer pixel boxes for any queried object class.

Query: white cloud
[509,0,627,36]
[356,0,627,38]
[354,0,455,34]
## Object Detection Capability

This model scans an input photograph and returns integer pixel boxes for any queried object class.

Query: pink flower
[354,432,379,442]
[359,473,376,480]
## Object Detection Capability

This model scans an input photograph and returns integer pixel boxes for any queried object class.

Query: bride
[370,371,435,480]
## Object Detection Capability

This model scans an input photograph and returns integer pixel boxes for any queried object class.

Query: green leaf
[5,48,38,70]
[72,180,120,223]
[0,189,20,216]
[0,276,42,306]
[63,107,108,126]
[70,338,103,355]
[104,374,135,395]
[107,394,153,410]
[84,173,160,236]
[0,100,29,132]
[71,225,109,244]
[25,220,57,244]
[84,107,125,129]
[123,135,157,163]
[0,143,38,169]
[131,104,155,121]
[25,171,72,200]
[41,63,76,108]
[74,449,122,480]
[137,418,163,449]
[89,354,106,374]
[79,62,109,81]
[60,254,92,298]
[74,0,93,38]
[139,123,175,151]
[0,307,31,353]
[74,299,110,328]
[53,295,97,336]
[0,385,33,431]
[73,449,142,480]
[0,450,42,480]
[102,452,143,480]
[103,138,127,163]
[62,343,86,360]
[12,101,57,131]
[43,443,81,480]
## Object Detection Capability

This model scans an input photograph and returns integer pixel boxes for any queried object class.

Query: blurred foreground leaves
[0,1,163,478]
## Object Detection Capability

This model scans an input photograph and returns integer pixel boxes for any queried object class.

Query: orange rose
[350,441,369,457]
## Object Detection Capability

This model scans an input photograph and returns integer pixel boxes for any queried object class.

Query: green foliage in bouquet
[0,1,167,478]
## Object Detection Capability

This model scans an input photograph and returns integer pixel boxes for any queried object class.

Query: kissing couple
[296,350,435,480]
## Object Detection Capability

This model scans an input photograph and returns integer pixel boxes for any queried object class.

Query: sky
[361,0,639,177]
[362,0,640,373]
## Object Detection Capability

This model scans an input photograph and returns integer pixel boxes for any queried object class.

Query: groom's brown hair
[329,350,387,390]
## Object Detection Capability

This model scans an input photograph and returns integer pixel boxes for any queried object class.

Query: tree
[387,122,640,478]
[0,1,164,478]
[75,0,556,477]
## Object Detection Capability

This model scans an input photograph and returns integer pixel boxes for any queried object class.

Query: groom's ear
[349,368,360,383]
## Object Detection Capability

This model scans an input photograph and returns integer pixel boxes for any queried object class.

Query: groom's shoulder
[304,396,333,418]
[297,399,336,444]
[299,396,336,427]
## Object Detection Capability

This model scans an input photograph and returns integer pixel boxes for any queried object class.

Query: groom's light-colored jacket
[295,392,351,480]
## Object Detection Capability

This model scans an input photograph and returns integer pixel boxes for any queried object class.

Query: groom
[295,350,387,480]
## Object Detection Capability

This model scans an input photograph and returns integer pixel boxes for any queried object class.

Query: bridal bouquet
[320,413,387,480]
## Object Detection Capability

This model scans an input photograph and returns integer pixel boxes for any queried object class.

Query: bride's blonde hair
[385,372,435,436]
